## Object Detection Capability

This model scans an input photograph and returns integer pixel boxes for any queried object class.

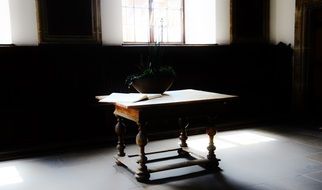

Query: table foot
[204,164,221,171]
[206,159,220,168]
[135,171,150,182]
[177,148,190,157]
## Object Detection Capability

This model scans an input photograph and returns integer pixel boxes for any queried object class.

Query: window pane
[134,6,149,42]
[167,0,182,9]
[122,0,149,42]
[152,0,167,9]
[166,10,182,42]
[134,0,149,8]
[122,0,183,43]
[185,0,216,44]
[152,6,167,42]
[122,6,135,42]
[153,0,183,43]
[122,0,134,7]
[0,0,12,44]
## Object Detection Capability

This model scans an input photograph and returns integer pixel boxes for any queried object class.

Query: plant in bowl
[125,43,176,94]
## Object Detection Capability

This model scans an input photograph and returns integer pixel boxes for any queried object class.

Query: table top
[113,89,237,109]
[99,89,238,123]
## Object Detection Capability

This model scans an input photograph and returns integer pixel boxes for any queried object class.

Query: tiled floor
[0,125,321,190]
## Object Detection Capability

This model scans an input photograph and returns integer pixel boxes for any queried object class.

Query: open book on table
[98,93,163,103]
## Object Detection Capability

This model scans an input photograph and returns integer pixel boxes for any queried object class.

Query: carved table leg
[178,117,190,157]
[206,127,216,159]
[206,127,219,168]
[135,122,150,182]
[179,117,188,147]
[115,116,126,165]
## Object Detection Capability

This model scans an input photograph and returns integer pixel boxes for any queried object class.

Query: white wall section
[101,0,123,45]
[9,0,39,45]
[0,0,12,44]
[270,0,295,46]
[216,0,230,44]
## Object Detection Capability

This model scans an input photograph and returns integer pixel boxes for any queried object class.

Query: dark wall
[0,44,292,152]
[231,0,269,43]
[307,8,322,120]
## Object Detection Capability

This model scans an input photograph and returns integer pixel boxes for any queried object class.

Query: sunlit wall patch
[0,0,12,44]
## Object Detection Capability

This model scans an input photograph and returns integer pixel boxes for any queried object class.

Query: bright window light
[219,132,277,145]
[0,166,23,186]
[122,0,183,43]
[185,0,216,44]
[0,0,12,44]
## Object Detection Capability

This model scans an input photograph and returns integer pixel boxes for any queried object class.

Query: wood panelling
[293,0,322,116]
[0,44,292,152]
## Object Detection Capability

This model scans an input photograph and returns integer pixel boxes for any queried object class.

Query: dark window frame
[36,0,102,44]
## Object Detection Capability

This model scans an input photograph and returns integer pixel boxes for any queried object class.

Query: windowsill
[0,44,15,47]
[121,43,219,47]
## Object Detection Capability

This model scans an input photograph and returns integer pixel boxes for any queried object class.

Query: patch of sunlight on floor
[187,138,237,152]
[187,132,277,152]
[0,166,23,186]
[219,132,277,145]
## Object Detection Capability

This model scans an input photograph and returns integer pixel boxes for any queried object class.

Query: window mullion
[133,1,137,42]
[182,0,185,44]
[149,0,154,43]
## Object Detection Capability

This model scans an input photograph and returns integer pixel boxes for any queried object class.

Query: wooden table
[100,89,237,182]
